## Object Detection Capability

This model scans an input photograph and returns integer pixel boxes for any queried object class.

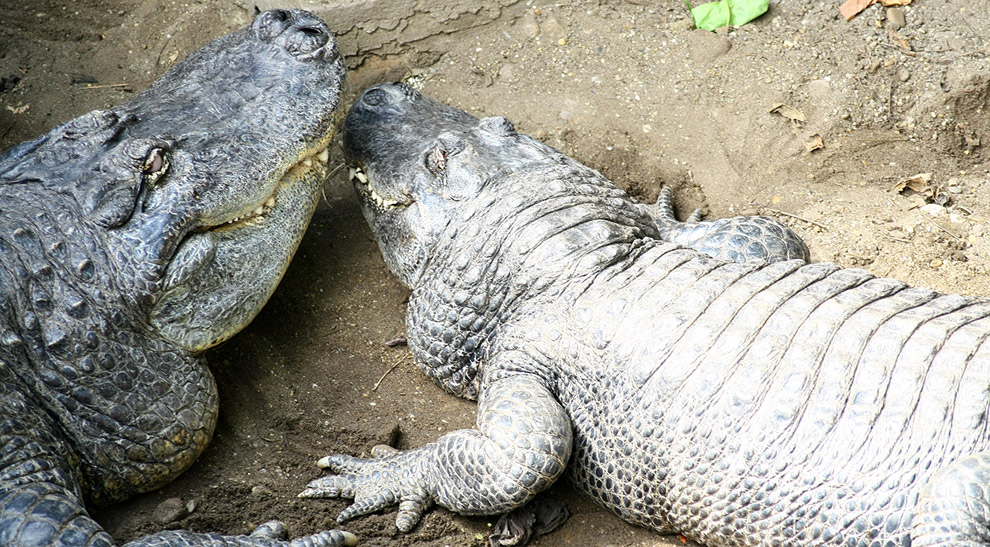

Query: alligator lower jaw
[208,144,332,232]
[348,165,410,209]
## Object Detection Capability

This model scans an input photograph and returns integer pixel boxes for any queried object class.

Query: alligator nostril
[254,9,292,42]
[362,88,390,107]
[282,24,330,56]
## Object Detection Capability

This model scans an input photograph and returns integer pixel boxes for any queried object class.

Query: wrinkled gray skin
[0,10,355,547]
[302,82,990,547]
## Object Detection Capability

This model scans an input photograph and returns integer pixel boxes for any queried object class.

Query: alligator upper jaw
[347,164,413,209]
[207,142,332,232]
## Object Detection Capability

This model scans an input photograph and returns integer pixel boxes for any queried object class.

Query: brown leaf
[839,0,876,21]
[770,103,807,122]
[805,134,824,152]
[889,172,933,195]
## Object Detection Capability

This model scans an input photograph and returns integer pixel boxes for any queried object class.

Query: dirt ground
[2,1,989,546]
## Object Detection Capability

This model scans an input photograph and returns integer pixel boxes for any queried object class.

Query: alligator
[0,10,356,547]
[300,82,990,547]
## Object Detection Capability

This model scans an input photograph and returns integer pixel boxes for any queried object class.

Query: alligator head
[342,82,567,289]
[0,9,345,351]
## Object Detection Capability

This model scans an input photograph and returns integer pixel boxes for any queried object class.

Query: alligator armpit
[301,82,990,547]
[0,10,355,547]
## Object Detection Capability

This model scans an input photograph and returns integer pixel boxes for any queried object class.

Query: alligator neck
[407,163,659,399]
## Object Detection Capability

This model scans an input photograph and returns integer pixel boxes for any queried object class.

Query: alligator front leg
[912,452,990,546]
[300,374,572,531]
[638,186,810,263]
[0,386,355,547]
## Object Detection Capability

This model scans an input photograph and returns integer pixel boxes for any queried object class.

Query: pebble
[541,18,567,43]
[886,7,906,30]
[897,68,911,82]
[152,497,189,524]
[518,15,540,40]
[251,485,273,496]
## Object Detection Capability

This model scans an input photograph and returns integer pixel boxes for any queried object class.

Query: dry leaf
[770,103,806,122]
[879,0,910,6]
[5,103,29,115]
[805,134,824,152]
[839,0,875,21]
[889,172,933,195]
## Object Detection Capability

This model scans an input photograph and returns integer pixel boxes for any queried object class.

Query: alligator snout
[360,82,418,108]
[253,9,338,62]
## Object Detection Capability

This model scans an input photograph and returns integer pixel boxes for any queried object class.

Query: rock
[541,18,566,43]
[153,497,189,524]
[517,14,540,40]
[886,7,906,30]
[251,485,274,496]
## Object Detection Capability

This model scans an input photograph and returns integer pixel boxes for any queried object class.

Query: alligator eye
[426,145,447,174]
[143,147,168,180]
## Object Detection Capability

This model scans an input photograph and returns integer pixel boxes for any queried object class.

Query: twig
[373,357,404,391]
[82,83,131,90]
[930,221,961,239]
[763,208,827,231]
[321,163,345,207]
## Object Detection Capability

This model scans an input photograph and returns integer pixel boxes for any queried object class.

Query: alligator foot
[912,452,990,546]
[122,522,357,547]
[489,497,570,547]
[640,185,810,263]
[299,445,434,533]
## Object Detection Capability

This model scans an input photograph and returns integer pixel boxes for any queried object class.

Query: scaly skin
[0,10,354,547]
[643,186,810,263]
[301,83,990,546]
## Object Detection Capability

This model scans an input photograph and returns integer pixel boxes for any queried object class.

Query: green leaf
[687,0,769,31]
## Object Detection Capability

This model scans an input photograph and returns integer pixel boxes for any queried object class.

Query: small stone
[886,7,906,30]
[919,204,945,217]
[518,15,540,40]
[897,68,911,82]
[251,485,273,496]
[930,258,943,269]
[153,498,189,524]
[541,18,566,43]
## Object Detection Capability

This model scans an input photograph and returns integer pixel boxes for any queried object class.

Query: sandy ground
[2,1,989,545]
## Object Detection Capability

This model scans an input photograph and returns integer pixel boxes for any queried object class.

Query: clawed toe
[251,520,288,539]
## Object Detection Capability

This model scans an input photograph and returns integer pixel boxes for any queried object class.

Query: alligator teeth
[265,196,276,208]
[303,158,313,167]
[348,167,357,181]
[369,187,399,208]
[317,148,329,163]
[355,170,368,184]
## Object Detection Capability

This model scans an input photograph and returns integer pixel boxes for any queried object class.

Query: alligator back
[543,243,990,545]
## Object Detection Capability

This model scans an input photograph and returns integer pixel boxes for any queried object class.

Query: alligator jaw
[209,142,332,232]
[348,164,411,209]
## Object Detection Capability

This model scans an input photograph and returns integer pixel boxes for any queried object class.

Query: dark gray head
[0,10,345,351]
[342,82,563,288]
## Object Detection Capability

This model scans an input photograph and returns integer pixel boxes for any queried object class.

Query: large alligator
[301,82,990,547]
[0,10,355,547]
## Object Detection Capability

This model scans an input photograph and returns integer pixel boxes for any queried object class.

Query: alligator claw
[301,450,433,532]
[287,530,359,547]
[251,521,289,539]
